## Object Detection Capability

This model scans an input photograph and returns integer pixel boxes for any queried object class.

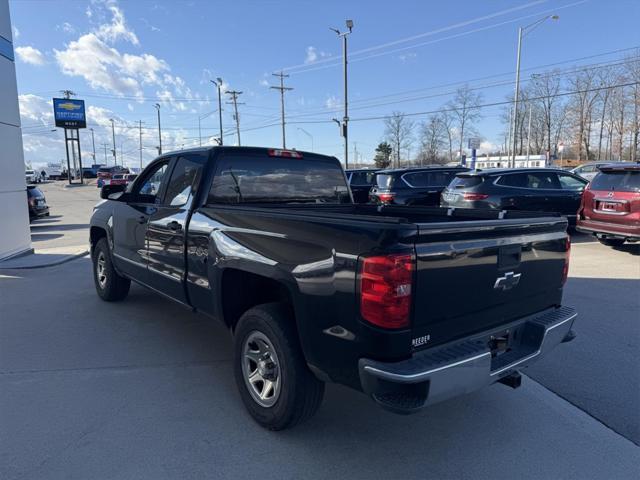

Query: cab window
[134,161,169,202]
[164,154,207,207]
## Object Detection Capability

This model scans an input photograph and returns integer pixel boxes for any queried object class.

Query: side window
[558,174,587,190]
[526,172,561,189]
[135,162,169,201]
[497,173,527,188]
[164,154,207,207]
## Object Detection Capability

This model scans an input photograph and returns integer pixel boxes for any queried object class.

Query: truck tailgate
[411,217,569,348]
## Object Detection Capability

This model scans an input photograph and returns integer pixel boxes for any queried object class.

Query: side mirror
[100,183,126,200]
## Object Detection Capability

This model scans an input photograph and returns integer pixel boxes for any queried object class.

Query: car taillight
[463,192,489,201]
[360,253,414,329]
[561,236,571,285]
[377,193,395,203]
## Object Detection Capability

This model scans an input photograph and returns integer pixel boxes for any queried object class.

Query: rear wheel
[598,237,625,247]
[92,237,130,301]
[233,303,324,430]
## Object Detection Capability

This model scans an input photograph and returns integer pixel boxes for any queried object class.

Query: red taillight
[268,149,303,158]
[377,193,395,203]
[360,253,414,329]
[561,236,571,285]
[463,192,489,201]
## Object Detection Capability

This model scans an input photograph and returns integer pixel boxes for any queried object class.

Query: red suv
[577,162,640,246]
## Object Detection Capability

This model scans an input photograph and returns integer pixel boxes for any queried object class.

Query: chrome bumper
[359,306,577,413]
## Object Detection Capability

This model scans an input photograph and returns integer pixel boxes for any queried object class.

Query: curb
[0,249,89,270]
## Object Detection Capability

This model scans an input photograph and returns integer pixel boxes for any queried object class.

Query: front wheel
[598,237,625,247]
[92,237,130,301]
[233,303,324,430]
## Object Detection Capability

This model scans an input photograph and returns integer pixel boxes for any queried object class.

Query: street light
[297,127,314,151]
[330,19,354,168]
[210,78,224,146]
[509,14,559,167]
[109,119,117,165]
[154,103,162,155]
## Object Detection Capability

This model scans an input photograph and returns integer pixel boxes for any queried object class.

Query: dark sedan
[369,166,470,206]
[27,185,50,220]
[440,168,588,224]
[345,168,379,203]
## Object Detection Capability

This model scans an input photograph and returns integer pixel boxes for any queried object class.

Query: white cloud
[57,22,76,34]
[325,94,340,109]
[127,103,134,111]
[96,4,139,45]
[15,46,46,66]
[305,46,330,64]
[19,94,53,123]
[12,26,19,39]
[398,52,417,63]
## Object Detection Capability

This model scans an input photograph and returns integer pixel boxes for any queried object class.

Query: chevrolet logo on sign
[494,272,522,291]
[58,102,82,111]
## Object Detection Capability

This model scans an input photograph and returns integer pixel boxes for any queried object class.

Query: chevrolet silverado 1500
[90,146,576,430]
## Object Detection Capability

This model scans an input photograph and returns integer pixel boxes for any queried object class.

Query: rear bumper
[359,306,576,413]
[576,219,640,239]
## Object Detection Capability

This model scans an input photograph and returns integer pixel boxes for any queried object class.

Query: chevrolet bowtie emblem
[494,272,522,291]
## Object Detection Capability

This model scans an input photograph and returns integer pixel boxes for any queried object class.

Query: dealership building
[0,0,32,260]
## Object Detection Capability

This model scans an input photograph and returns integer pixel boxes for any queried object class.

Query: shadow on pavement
[31,233,64,242]
[30,223,90,232]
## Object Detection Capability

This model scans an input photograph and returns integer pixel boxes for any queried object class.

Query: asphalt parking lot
[1,183,639,479]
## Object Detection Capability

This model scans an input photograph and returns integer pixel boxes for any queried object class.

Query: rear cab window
[591,170,640,192]
[350,171,377,186]
[208,153,350,204]
[402,170,459,188]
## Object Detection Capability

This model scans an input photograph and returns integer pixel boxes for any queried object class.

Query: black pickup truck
[90,146,576,430]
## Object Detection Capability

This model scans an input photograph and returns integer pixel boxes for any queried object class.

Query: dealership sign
[52,98,86,129]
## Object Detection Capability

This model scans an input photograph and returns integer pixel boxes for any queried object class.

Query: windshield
[590,171,640,192]
[208,154,350,204]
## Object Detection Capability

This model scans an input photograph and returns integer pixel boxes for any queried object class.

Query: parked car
[369,166,470,206]
[576,162,640,246]
[25,169,39,184]
[90,146,575,430]
[345,168,379,203]
[440,168,589,225]
[97,166,129,187]
[126,173,138,184]
[27,185,49,220]
[81,167,98,178]
[571,162,613,182]
[108,174,128,186]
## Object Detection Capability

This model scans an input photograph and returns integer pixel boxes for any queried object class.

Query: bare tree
[625,53,640,161]
[439,109,455,162]
[384,111,414,168]
[448,85,482,158]
[530,71,562,156]
[419,115,446,165]
[568,69,599,161]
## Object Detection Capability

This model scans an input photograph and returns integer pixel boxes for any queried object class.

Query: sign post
[468,137,481,170]
[53,98,86,185]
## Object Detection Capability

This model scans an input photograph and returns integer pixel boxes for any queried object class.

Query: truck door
[111,159,170,283]
[146,153,208,303]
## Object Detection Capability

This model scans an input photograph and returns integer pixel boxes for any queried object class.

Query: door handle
[167,220,182,232]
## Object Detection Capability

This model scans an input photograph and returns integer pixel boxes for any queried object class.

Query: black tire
[598,237,625,247]
[92,237,130,301]
[233,303,324,430]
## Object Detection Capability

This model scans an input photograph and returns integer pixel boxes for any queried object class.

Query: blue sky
[10,0,640,168]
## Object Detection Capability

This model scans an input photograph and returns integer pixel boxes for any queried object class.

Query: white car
[571,162,614,182]
[25,169,39,184]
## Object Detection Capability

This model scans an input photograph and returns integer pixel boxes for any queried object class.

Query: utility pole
[154,103,162,155]
[60,89,75,99]
[109,118,117,166]
[211,78,224,145]
[331,19,353,168]
[270,72,294,149]
[101,143,109,164]
[139,120,143,169]
[226,90,243,146]
[89,128,96,164]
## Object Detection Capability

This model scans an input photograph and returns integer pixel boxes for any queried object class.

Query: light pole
[154,103,162,155]
[331,19,353,169]
[109,119,117,166]
[210,78,224,146]
[89,128,96,164]
[509,14,558,167]
[297,127,314,151]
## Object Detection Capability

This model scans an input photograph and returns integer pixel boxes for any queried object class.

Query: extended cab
[90,146,576,430]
